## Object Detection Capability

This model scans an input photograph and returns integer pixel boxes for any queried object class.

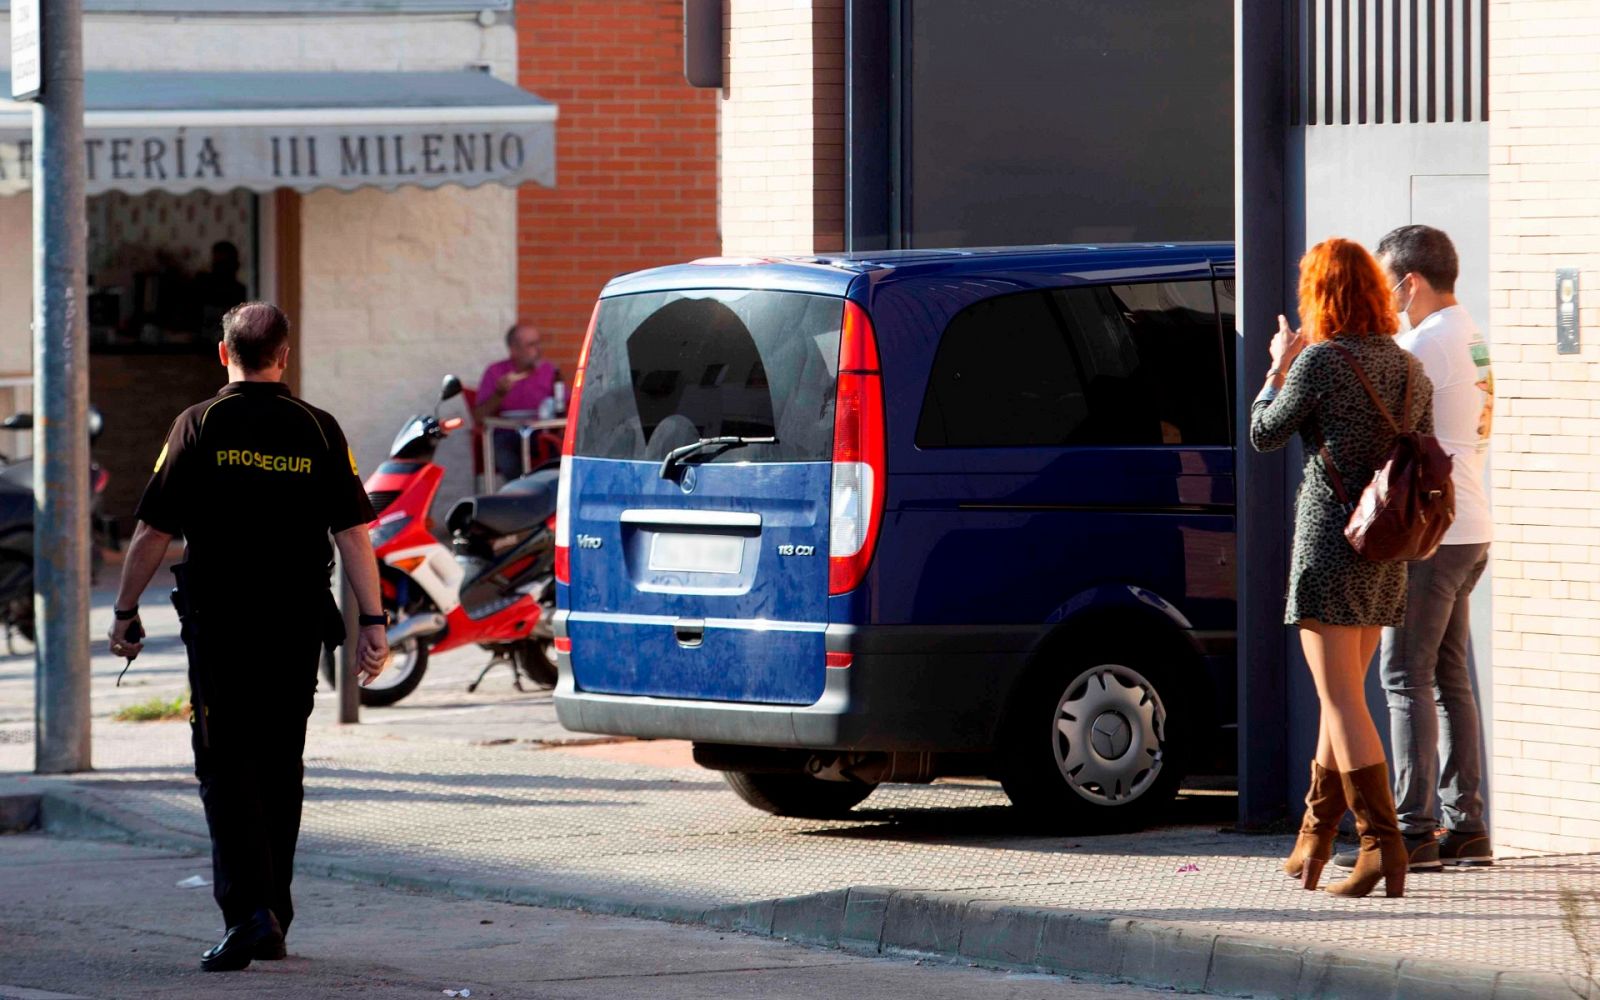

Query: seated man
[474,321,559,481]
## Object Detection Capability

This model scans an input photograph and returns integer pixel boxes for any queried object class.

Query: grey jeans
[1380,542,1491,836]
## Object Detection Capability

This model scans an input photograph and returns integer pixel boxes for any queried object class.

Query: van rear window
[576,290,842,464]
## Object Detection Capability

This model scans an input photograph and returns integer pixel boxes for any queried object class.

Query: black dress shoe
[253,930,288,961]
[201,909,283,972]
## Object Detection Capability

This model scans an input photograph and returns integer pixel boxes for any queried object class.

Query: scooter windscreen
[388,415,441,460]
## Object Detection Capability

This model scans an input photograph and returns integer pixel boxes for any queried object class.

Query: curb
[18,784,1591,1000]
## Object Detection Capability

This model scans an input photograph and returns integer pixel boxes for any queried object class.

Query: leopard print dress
[1249,334,1435,627]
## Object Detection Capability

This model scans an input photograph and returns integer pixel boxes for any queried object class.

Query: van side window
[915,291,1088,448]
[916,282,1230,448]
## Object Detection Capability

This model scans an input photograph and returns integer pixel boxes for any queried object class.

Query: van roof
[602,242,1235,298]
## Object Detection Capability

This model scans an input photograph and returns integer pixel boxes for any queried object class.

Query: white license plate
[648,533,744,575]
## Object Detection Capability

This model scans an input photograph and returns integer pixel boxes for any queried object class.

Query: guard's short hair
[223,302,291,372]
[1376,225,1459,293]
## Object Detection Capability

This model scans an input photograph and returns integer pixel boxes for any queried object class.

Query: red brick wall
[516,1,721,373]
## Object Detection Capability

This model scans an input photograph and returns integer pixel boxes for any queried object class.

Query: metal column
[1234,0,1292,827]
[32,0,91,775]
[337,563,360,725]
[844,0,892,252]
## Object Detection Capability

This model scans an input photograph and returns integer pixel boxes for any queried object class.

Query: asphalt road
[0,834,1171,1000]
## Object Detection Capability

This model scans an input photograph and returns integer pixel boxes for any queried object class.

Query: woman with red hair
[1250,238,1435,899]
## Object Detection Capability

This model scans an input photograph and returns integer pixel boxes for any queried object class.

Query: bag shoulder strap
[1319,442,1352,506]
[1402,362,1413,430]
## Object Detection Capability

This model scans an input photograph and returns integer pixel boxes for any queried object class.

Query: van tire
[998,640,1190,832]
[722,770,876,819]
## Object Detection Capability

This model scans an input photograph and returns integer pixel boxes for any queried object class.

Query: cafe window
[87,190,259,355]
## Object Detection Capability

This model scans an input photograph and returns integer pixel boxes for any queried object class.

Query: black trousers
[186,613,323,932]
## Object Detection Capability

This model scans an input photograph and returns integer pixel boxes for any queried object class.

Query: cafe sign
[0,116,557,197]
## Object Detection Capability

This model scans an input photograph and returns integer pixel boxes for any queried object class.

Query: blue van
[553,244,1237,829]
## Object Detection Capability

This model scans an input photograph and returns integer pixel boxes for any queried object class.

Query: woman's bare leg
[1360,627,1381,679]
[1313,628,1379,770]
[1315,715,1337,770]
[1299,620,1386,770]
[1326,627,1383,769]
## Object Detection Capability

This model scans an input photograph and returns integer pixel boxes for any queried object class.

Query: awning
[0,70,557,197]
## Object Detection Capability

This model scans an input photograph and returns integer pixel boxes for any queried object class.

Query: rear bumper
[551,615,1039,752]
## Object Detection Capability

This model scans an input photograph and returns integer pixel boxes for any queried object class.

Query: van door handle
[674,619,705,647]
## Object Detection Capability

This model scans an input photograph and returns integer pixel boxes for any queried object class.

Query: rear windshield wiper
[659,436,776,480]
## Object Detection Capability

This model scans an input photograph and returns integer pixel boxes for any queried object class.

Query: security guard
[108,302,390,972]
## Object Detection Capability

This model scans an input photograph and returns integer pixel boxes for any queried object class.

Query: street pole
[1234,0,1290,826]
[32,0,91,774]
[337,563,360,725]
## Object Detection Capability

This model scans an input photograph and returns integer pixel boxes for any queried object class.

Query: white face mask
[1392,276,1414,333]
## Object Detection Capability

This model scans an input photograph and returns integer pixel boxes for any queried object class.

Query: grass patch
[113,692,190,722]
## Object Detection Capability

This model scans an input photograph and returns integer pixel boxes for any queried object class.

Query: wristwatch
[114,606,139,621]
[357,612,390,628]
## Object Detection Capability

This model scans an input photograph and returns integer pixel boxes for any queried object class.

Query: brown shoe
[1325,762,1407,899]
[1283,761,1346,890]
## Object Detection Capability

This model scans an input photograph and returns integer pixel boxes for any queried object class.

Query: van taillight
[555,301,601,585]
[829,300,886,596]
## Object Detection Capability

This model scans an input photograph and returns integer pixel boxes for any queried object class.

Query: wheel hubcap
[1090,711,1133,759]
[1052,664,1166,805]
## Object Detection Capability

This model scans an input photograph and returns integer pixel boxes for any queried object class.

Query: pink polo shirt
[476,359,558,416]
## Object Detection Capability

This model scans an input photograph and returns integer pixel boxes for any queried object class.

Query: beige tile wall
[1489,0,1600,854]
[298,185,517,521]
[718,0,845,256]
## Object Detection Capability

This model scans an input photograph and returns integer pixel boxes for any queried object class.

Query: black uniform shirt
[136,381,375,602]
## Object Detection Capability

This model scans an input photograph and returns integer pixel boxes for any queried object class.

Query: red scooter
[355,375,561,706]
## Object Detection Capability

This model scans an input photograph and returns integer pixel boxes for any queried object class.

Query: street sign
[10,0,42,101]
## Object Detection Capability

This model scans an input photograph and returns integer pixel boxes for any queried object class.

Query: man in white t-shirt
[1335,225,1495,873]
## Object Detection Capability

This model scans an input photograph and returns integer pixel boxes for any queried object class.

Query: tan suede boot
[1282,761,1346,890]
[1325,762,1407,899]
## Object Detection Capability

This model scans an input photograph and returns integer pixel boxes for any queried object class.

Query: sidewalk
[2,589,1596,999]
[1,835,1164,1000]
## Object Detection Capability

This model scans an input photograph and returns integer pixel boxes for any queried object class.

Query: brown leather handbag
[1319,345,1456,563]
